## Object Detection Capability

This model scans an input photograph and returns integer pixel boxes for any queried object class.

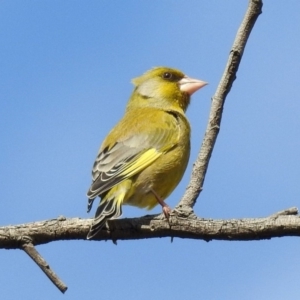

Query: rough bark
[1,207,299,250]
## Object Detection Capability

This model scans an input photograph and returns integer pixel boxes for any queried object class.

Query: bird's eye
[162,72,173,80]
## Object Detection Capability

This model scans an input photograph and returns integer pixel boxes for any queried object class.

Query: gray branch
[21,241,68,294]
[177,0,263,209]
[1,208,299,248]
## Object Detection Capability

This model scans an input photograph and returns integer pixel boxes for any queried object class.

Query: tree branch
[1,207,299,248]
[21,241,68,294]
[177,0,263,209]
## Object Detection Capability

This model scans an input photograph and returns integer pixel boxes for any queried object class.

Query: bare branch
[1,207,300,248]
[177,0,263,209]
[21,241,68,293]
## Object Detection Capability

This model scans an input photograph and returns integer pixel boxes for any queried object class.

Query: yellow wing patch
[120,148,162,178]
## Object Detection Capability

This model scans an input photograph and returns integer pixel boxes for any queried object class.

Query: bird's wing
[87,125,177,199]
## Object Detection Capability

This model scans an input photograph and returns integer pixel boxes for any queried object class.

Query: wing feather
[87,111,179,200]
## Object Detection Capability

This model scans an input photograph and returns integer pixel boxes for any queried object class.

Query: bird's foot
[162,205,171,220]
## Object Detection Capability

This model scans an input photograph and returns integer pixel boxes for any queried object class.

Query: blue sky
[1,1,300,299]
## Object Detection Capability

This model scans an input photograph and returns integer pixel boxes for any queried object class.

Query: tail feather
[87,196,123,239]
[87,179,132,239]
[87,198,95,213]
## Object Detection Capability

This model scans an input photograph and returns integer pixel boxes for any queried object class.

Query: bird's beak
[179,76,208,95]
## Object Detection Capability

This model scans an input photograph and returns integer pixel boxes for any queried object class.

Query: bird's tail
[87,198,95,213]
[87,185,126,239]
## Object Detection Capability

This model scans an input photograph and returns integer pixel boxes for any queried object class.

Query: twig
[21,241,68,293]
[177,0,263,209]
[270,207,298,218]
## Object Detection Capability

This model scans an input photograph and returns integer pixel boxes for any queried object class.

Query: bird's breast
[124,111,191,209]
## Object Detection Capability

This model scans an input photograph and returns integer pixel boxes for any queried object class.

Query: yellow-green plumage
[87,67,207,239]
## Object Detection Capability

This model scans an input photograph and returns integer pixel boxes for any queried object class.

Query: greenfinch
[86,67,207,239]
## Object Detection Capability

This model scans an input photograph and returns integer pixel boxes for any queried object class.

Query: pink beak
[179,75,208,95]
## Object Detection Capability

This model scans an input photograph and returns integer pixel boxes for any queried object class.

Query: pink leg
[150,189,171,219]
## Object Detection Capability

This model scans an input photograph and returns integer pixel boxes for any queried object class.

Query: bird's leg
[150,188,171,219]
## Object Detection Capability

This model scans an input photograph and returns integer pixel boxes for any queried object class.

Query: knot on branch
[173,205,197,219]
[19,235,34,247]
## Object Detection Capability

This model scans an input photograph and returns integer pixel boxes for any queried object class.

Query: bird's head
[128,67,207,112]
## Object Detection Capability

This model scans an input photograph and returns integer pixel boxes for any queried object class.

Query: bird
[86,66,207,239]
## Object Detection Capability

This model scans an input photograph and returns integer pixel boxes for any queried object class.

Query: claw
[162,205,171,219]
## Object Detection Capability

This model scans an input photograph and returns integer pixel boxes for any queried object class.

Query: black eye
[162,72,173,80]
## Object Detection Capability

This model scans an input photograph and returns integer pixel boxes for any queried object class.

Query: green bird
[87,67,207,239]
